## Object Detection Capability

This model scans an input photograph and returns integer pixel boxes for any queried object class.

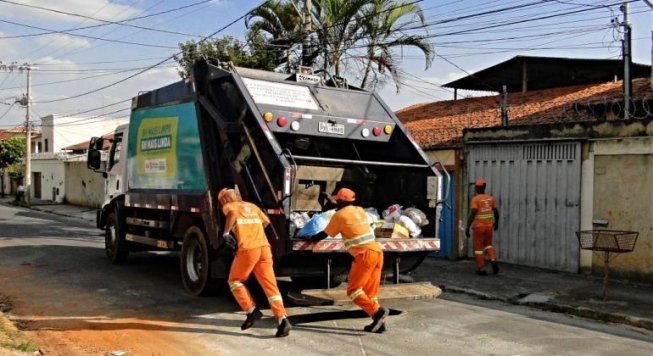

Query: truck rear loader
[87,61,445,296]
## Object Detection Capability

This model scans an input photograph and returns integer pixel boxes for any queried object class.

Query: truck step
[288,282,442,306]
[125,233,175,249]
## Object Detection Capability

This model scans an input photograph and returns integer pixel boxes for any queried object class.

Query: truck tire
[105,211,129,264]
[180,226,213,296]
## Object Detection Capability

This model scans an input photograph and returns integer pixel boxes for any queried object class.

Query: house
[396,56,652,280]
[29,115,126,203]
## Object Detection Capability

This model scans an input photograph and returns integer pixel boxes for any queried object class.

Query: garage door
[467,142,581,272]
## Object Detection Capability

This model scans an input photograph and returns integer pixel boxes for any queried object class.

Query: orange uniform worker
[218,188,291,337]
[308,188,389,333]
[465,179,500,276]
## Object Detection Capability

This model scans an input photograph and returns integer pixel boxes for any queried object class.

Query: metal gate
[467,142,581,272]
[436,171,455,259]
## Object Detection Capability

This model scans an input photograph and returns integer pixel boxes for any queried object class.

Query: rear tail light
[263,112,274,122]
[372,127,381,136]
[361,128,370,137]
[384,125,393,135]
[290,121,300,131]
[277,116,288,127]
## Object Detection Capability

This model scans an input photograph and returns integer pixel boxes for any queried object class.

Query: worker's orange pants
[473,226,497,268]
[347,249,383,317]
[228,246,287,320]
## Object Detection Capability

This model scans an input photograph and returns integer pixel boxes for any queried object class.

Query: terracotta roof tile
[397,78,653,149]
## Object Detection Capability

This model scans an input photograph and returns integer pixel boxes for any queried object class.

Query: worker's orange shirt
[323,205,381,256]
[222,201,270,250]
[471,193,496,228]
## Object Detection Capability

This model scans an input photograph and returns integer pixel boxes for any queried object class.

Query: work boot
[491,261,500,275]
[364,321,387,333]
[241,307,263,330]
[275,318,291,337]
[368,306,389,333]
[475,269,487,276]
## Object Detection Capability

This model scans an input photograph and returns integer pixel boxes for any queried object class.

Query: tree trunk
[360,48,375,89]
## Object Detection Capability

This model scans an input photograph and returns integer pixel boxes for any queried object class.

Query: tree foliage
[173,35,280,78]
[0,136,25,173]
[173,0,433,91]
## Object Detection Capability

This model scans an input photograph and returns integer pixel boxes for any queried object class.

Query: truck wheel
[180,226,213,296]
[105,211,129,264]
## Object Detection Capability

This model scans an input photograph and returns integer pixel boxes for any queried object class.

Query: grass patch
[0,311,37,354]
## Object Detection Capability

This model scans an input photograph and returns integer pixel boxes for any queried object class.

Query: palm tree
[358,0,434,91]
[245,0,304,71]
[311,0,372,78]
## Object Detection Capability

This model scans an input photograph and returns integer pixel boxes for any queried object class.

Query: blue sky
[0,0,651,129]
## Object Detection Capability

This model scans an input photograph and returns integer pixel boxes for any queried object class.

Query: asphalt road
[0,203,651,355]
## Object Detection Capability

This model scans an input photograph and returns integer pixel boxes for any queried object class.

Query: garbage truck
[87,61,445,296]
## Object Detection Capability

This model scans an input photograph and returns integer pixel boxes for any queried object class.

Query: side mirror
[87,149,102,170]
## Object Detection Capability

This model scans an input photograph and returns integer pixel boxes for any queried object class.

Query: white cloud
[0,0,142,23]
[0,32,20,56]
[36,35,90,49]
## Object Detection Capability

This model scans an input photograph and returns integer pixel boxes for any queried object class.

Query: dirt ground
[0,278,212,356]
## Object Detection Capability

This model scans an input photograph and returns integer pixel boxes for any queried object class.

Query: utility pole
[302,0,312,66]
[643,0,653,89]
[500,85,509,126]
[18,63,35,205]
[621,2,632,120]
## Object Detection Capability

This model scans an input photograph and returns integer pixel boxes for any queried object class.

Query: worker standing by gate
[308,188,389,333]
[465,179,500,275]
[218,188,291,337]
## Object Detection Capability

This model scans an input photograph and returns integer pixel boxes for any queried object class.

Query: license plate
[318,122,345,135]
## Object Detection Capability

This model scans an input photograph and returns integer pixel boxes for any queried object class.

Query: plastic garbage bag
[402,207,429,227]
[382,204,403,222]
[398,215,422,238]
[364,207,380,226]
[296,212,331,238]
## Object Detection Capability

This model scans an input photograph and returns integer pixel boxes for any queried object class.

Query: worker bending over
[309,188,389,333]
[218,188,291,337]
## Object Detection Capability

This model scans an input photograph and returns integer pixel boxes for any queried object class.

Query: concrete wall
[39,115,126,153]
[64,161,106,208]
[591,138,653,281]
[31,159,66,202]
[426,149,456,167]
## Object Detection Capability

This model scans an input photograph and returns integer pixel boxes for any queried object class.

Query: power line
[34,2,267,104]
[0,19,178,49]
[0,0,211,39]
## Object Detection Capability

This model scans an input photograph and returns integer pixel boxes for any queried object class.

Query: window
[44,139,49,152]
[108,133,123,170]
[37,142,42,153]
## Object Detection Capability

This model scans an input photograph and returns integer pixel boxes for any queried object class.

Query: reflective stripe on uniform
[348,288,365,300]
[476,213,494,220]
[371,296,379,303]
[268,295,283,303]
[484,245,494,250]
[229,281,244,291]
[344,233,375,249]
[236,218,262,225]
[474,250,484,255]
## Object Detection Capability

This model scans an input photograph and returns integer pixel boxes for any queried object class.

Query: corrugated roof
[442,55,651,92]
[397,78,653,150]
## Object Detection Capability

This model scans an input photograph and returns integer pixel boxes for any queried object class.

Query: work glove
[494,222,499,231]
[223,233,237,250]
[465,227,471,238]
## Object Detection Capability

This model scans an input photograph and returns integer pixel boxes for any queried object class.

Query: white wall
[31,159,66,202]
[39,115,127,153]
[64,161,106,208]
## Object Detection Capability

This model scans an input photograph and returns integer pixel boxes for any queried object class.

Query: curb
[441,285,653,331]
